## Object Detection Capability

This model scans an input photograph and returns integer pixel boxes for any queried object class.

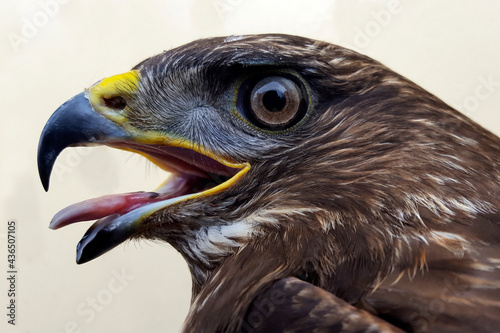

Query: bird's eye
[236,74,309,131]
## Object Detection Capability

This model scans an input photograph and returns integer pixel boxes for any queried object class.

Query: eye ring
[236,73,309,131]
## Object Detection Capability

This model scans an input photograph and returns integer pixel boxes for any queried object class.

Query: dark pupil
[262,90,286,112]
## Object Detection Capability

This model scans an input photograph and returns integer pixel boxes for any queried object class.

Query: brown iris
[237,74,308,131]
[250,76,301,127]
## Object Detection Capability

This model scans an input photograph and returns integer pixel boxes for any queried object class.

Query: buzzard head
[38,34,500,332]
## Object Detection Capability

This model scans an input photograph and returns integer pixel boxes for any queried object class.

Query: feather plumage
[38,34,500,332]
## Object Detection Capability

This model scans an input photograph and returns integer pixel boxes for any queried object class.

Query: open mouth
[49,144,247,230]
[44,141,249,264]
[38,88,250,264]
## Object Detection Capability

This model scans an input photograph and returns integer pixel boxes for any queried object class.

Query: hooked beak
[38,71,249,264]
[37,91,128,191]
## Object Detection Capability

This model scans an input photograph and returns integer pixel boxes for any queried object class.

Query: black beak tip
[76,245,90,265]
[76,233,99,265]
[75,214,128,264]
[37,148,52,192]
[37,91,128,192]
[41,178,50,192]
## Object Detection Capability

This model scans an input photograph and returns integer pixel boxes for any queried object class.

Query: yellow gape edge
[87,70,141,124]
[119,146,251,200]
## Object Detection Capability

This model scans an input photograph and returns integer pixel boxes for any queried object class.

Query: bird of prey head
[38,34,500,332]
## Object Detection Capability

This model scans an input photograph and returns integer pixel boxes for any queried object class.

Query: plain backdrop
[1,0,500,332]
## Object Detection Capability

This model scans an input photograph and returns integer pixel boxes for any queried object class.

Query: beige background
[1,0,499,332]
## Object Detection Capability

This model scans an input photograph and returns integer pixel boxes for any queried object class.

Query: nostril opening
[103,96,127,110]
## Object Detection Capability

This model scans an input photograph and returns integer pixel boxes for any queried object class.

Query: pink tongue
[49,174,199,230]
[49,192,164,230]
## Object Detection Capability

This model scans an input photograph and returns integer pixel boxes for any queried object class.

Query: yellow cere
[87,70,140,124]
[87,70,251,204]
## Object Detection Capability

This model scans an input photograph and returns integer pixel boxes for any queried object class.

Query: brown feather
[42,34,500,332]
[134,35,500,331]
[246,277,404,333]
